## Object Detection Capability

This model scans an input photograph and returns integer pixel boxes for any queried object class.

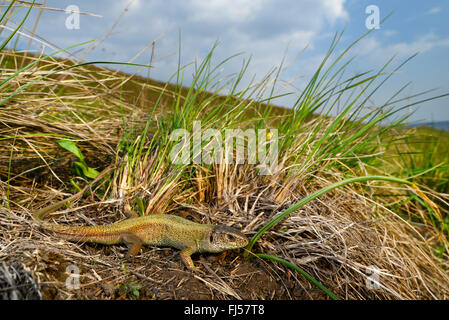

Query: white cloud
[13,0,447,122]
[426,7,441,15]
[76,0,349,85]
[321,0,349,23]
[354,33,449,65]
[32,1,349,60]
[190,0,265,23]
[14,0,446,122]
[391,33,449,56]
[22,0,348,106]
[384,30,398,37]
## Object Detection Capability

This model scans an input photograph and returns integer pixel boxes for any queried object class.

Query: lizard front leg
[180,247,200,271]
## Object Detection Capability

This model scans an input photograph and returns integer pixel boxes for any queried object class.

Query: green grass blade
[255,253,340,300]
[0,0,16,25]
[0,0,35,51]
[245,176,415,254]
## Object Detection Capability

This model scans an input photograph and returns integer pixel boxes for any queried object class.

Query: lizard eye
[209,233,214,243]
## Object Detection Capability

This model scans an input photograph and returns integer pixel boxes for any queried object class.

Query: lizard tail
[42,223,122,245]
[32,164,119,245]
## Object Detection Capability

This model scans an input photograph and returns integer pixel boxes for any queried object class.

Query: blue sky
[4,0,449,123]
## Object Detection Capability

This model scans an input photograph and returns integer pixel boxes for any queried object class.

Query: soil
[0,157,324,300]
[8,243,324,300]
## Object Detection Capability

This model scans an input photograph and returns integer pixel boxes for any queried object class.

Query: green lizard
[33,165,248,271]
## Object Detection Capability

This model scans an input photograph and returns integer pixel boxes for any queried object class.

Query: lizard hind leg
[120,233,143,258]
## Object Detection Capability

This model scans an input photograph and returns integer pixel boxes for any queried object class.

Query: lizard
[32,164,248,271]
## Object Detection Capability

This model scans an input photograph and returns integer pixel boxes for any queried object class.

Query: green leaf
[57,139,85,162]
[135,197,145,216]
[73,161,100,179]
[57,140,100,179]
[69,178,82,192]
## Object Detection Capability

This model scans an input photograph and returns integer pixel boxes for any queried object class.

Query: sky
[3,0,449,123]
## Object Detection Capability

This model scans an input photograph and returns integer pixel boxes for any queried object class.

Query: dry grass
[1,47,449,300]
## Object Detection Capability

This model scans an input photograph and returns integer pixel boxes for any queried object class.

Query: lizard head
[205,225,248,253]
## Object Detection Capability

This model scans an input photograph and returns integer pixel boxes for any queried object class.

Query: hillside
[409,121,449,131]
